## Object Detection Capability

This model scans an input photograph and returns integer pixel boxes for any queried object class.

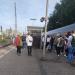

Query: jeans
[67,46,73,63]
[27,46,32,55]
[17,46,21,54]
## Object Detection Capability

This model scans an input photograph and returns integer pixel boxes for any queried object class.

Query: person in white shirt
[26,33,33,56]
[66,32,73,63]
[67,35,73,47]
[46,35,51,48]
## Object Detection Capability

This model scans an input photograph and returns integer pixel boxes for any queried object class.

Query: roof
[47,23,75,35]
[27,26,43,31]
[27,26,43,29]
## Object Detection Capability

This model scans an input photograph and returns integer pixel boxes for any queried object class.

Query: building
[27,26,43,36]
[27,26,43,48]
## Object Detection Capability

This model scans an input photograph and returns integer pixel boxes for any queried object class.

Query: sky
[0,0,60,33]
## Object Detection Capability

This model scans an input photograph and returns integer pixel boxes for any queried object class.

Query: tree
[47,0,75,31]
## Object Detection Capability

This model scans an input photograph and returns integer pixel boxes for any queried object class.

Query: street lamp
[42,0,49,59]
[30,18,37,20]
[30,18,37,26]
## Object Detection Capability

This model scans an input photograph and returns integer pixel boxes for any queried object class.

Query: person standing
[66,32,73,63]
[56,35,64,56]
[26,33,33,56]
[15,35,22,55]
[56,36,61,56]
[50,36,54,50]
[46,35,51,48]
[22,34,26,49]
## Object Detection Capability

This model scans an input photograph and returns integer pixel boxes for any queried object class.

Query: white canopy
[47,23,75,35]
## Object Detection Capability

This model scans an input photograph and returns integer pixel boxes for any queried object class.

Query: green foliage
[0,39,10,45]
[47,0,75,31]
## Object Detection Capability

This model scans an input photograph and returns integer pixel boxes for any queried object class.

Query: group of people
[42,31,75,63]
[12,31,75,63]
[13,33,33,56]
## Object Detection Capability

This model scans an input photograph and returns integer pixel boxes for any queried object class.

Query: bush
[0,39,10,45]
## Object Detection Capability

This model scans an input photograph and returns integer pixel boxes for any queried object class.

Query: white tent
[47,23,75,35]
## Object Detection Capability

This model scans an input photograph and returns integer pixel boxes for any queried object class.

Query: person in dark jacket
[50,36,54,50]
[22,34,26,49]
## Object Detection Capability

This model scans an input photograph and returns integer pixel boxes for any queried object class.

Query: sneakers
[57,55,60,56]
[64,54,66,57]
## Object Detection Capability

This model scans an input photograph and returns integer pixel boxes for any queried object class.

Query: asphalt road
[0,46,75,75]
[0,46,41,75]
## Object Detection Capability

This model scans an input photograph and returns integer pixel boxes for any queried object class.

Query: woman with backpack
[56,35,64,56]
[14,34,22,55]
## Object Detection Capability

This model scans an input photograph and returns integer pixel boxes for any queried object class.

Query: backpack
[72,36,75,47]
[57,38,63,47]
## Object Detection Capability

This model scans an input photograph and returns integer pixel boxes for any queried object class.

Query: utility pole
[14,2,17,35]
[42,0,49,59]
[1,26,2,32]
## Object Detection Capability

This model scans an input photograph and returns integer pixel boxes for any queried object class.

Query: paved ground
[35,49,75,75]
[0,46,75,75]
[0,46,41,75]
